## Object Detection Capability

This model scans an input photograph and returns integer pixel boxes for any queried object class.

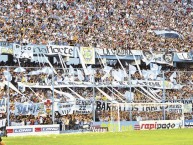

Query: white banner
[73,99,93,114]
[6,125,60,137]
[14,102,45,115]
[13,44,33,59]
[96,101,183,112]
[46,45,75,56]
[57,102,74,115]
[0,98,6,113]
[130,80,178,89]
[139,120,183,130]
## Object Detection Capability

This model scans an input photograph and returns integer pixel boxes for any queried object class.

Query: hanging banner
[73,99,93,114]
[95,101,111,111]
[14,102,45,115]
[176,53,192,60]
[13,44,34,59]
[130,80,179,89]
[80,47,95,64]
[96,48,141,56]
[96,101,182,112]
[142,51,173,66]
[57,102,74,115]
[33,45,48,55]
[0,98,6,113]
[46,45,75,57]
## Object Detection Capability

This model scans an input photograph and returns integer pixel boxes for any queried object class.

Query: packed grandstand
[0,0,192,137]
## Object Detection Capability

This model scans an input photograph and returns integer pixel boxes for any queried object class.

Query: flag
[3,70,12,81]
[142,51,154,65]
[112,70,122,81]
[103,66,112,73]
[169,72,176,82]
[80,47,95,64]
[86,65,94,75]
[69,65,75,74]
[77,70,84,81]
[129,64,136,75]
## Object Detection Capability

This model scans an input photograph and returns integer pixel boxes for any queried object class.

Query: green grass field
[3,129,193,145]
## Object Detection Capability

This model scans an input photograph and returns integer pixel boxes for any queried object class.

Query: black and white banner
[95,101,182,112]
[33,45,48,55]
[57,102,74,115]
[46,45,76,57]
[96,48,141,56]
[176,53,192,60]
[74,99,93,114]
[13,44,33,59]
[142,51,173,66]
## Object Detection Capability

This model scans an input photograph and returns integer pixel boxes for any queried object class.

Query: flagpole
[7,67,10,126]
[52,67,55,124]
[129,70,132,121]
[92,87,95,122]
[162,71,165,120]
[92,69,95,122]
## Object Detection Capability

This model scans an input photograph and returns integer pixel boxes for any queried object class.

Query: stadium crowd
[0,64,192,129]
[0,0,192,52]
[0,0,193,131]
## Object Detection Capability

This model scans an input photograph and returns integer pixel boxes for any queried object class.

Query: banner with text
[46,45,75,57]
[14,102,45,116]
[139,120,183,130]
[13,44,34,59]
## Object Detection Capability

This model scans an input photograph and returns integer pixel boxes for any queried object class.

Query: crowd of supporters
[0,63,192,129]
[0,0,192,52]
[0,0,193,131]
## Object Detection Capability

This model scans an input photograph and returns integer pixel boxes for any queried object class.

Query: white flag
[77,70,84,81]
[129,64,136,75]
[103,66,112,73]
[169,72,176,82]
[69,65,75,74]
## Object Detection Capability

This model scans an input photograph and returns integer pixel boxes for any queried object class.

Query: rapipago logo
[42,127,59,132]
[14,128,33,133]
[141,122,175,130]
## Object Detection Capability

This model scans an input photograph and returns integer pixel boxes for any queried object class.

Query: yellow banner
[80,47,95,64]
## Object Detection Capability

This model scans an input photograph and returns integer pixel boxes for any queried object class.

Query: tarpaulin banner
[46,45,76,57]
[13,44,34,59]
[14,102,45,115]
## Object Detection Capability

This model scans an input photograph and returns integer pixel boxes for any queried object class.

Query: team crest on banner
[80,47,95,64]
